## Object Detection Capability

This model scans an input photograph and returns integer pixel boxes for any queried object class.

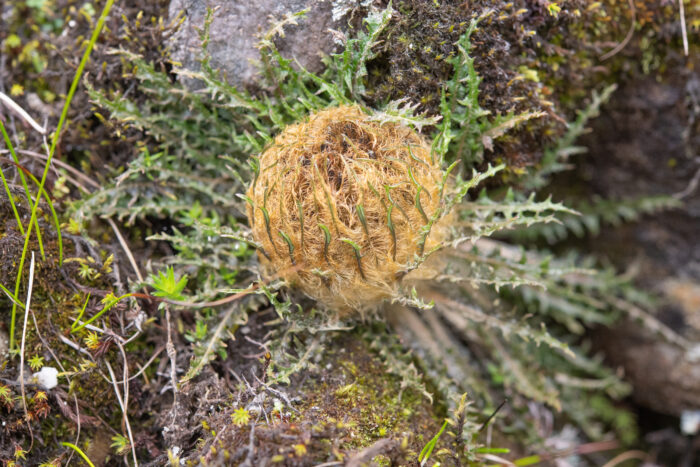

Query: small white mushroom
[32,366,59,390]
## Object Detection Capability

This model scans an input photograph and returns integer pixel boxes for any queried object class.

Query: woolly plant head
[246,105,448,312]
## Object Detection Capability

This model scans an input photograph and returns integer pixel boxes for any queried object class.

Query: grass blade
[9,0,116,351]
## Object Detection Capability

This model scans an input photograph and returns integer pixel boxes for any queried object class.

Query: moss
[1,0,172,178]
[365,1,470,114]
[189,331,440,465]
[367,0,697,169]
[0,194,159,464]
[298,333,437,449]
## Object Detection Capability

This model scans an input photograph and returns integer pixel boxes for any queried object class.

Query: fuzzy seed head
[246,105,446,312]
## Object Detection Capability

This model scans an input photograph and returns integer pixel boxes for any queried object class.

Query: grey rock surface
[584,59,700,416]
[168,0,354,89]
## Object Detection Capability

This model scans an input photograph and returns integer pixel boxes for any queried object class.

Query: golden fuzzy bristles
[246,105,446,312]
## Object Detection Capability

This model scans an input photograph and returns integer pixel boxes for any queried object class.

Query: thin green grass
[0,282,24,309]
[0,143,66,268]
[419,419,448,466]
[0,119,46,260]
[71,292,133,333]
[60,442,96,467]
[0,165,24,234]
[6,0,115,351]
[15,166,63,264]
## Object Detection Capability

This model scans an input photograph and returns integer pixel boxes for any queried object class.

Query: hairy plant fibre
[247,105,446,311]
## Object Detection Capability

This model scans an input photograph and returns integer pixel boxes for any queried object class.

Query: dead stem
[19,252,36,452]
[0,91,46,135]
[107,218,145,284]
[600,0,636,61]
[105,360,138,466]
[679,0,689,56]
[165,304,179,421]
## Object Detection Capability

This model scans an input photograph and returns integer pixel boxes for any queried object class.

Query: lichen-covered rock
[168,0,348,89]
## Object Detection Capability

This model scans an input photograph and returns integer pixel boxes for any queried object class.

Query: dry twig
[19,252,36,452]
[0,91,46,134]
[600,0,636,61]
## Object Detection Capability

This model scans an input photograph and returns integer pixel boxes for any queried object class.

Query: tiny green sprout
[231,407,251,426]
[28,355,44,371]
[0,384,12,408]
[78,262,99,281]
[293,444,307,457]
[84,331,100,350]
[110,434,131,456]
[14,444,26,461]
[547,2,561,17]
[101,292,121,310]
[102,253,114,273]
[149,266,188,301]
[66,218,83,235]
[184,320,207,343]
[335,382,357,398]
[167,448,181,466]
[53,176,70,199]
[5,34,21,48]
[180,201,203,227]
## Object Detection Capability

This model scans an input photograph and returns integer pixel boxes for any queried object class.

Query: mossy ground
[182,329,441,466]
[0,194,126,464]
[1,0,172,174]
[367,0,696,170]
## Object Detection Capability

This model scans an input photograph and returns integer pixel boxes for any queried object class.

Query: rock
[596,324,700,416]
[582,55,700,416]
[168,0,354,90]
[581,64,700,279]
